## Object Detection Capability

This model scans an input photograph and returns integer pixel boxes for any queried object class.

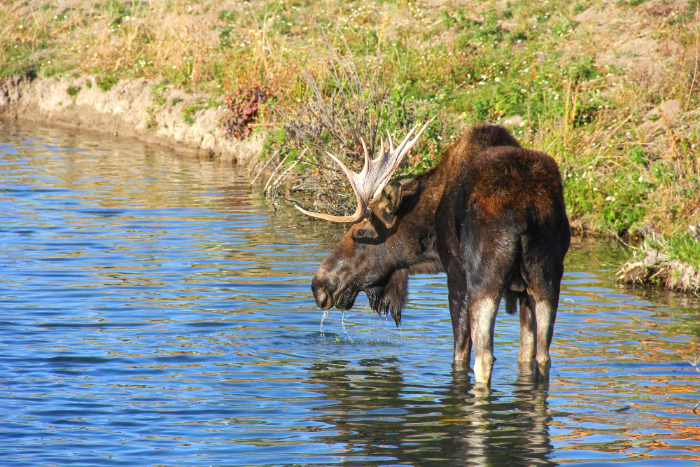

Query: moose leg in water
[447,266,471,365]
[441,209,472,365]
[521,227,568,378]
[517,295,536,366]
[458,209,522,385]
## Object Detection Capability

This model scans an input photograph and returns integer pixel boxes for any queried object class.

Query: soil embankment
[0,73,262,165]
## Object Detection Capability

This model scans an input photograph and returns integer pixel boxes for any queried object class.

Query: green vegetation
[1,0,699,282]
[66,85,80,96]
[181,103,198,125]
[95,75,117,91]
[649,232,700,269]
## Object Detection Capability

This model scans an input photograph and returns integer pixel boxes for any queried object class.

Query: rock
[618,261,648,283]
[618,244,700,293]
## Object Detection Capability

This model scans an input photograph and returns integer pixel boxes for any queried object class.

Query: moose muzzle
[311,272,358,311]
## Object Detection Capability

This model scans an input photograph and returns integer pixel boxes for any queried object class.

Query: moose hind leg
[518,295,536,364]
[534,296,558,379]
[470,296,499,385]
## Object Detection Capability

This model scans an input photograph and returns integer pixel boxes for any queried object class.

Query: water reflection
[308,358,555,466]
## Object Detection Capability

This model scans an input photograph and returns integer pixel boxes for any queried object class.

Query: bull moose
[296,123,570,385]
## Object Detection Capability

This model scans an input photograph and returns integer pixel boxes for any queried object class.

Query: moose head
[295,123,434,325]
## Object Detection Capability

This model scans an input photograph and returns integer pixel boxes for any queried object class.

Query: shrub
[221,86,272,139]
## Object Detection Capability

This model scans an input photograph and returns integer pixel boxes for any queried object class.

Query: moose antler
[295,121,431,223]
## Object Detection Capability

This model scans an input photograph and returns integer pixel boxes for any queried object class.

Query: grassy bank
[2,0,699,290]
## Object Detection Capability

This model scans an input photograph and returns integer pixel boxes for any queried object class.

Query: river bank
[0,73,262,164]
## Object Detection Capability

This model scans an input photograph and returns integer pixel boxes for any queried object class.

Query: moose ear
[382,182,403,214]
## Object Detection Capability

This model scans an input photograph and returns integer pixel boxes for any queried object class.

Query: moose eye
[354,227,374,241]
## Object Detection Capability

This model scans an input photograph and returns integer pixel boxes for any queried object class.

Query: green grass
[66,85,81,96]
[0,41,40,77]
[42,56,72,78]
[95,75,117,91]
[650,233,700,269]
[181,103,198,124]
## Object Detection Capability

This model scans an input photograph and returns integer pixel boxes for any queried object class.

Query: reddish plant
[221,86,272,139]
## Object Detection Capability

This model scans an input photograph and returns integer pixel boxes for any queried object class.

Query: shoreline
[0,73,263,165]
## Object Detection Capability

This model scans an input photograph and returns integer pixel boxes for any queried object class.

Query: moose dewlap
[299,124,570,385]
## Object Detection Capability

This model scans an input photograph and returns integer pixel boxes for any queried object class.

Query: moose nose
[312,274,334,310]
[315,286,332,309]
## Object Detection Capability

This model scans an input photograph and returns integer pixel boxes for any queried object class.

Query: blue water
[0,120,699,466]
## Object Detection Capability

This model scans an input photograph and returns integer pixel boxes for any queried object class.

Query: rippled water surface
[1,120,699,466]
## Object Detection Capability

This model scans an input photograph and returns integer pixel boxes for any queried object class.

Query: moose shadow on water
[306,357,555,466]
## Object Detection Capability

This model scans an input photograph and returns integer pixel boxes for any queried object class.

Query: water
[1,120,699,466]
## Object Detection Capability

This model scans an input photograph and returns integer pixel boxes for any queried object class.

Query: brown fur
[467,147,562,220]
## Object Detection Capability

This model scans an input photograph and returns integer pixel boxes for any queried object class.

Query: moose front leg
[443,248,472,366]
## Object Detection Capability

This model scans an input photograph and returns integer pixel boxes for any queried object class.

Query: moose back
[297,124,570,385]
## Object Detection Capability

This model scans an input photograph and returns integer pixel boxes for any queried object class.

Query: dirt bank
[619,244,700,294]
[0,73,262,165]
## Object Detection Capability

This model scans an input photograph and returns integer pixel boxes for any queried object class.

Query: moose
[296,123,570,385]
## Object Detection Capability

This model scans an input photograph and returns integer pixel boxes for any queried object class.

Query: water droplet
[319,309,329,337]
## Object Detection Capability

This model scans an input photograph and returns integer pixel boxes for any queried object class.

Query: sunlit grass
[650,232,700,269]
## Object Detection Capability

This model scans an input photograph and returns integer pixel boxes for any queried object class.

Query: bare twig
[249,150,280,190]
[283,27,403,168]
[266,150,306,193]
[266,160,299,194]
[263,153,291,193]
